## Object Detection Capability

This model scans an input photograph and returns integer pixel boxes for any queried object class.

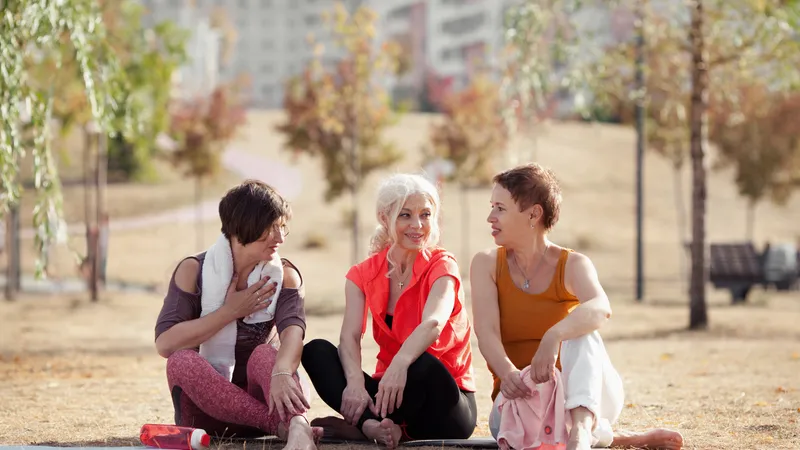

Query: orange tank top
[490,247,580,401]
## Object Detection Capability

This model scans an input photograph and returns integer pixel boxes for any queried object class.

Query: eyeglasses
[271,222,290,237]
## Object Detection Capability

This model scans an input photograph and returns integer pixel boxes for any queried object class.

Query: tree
[1,0,142,278]
[26,0,188,182]
[276,2,404,264]
[501,0,597,165]
[591,10,693,292]
[685,0,800,328]
[709,85,800,239]
[425,74,508,268]
[168,82,248,250]
[580,0,799,327]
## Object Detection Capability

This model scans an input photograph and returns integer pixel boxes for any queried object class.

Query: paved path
[21,147,303,238]
[7,147,303,294]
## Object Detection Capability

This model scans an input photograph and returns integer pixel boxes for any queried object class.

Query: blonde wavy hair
[368,173,442,277]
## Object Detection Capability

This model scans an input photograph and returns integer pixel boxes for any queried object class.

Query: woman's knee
[248,343,279,371]
[301,338,337,365]
[166,349,202,384]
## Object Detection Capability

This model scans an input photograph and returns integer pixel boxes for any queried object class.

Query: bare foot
[612,428,684,449]
[310,416,367,441]
[278,416,319,450]
[566,423,592,450]
[362,418,402,449]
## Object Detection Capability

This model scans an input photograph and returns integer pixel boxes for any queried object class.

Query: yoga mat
[402,438,498,448]
[214,436,498,448]
[0,447,150,450]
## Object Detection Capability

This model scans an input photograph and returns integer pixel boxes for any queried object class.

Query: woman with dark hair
[154,179,320,450]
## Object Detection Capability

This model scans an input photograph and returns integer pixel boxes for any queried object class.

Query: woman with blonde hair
[302,173,477,449]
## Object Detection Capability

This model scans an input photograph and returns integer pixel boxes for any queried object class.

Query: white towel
[198,233,283,381]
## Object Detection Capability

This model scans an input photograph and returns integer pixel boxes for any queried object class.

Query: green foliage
[275,2,404,202]
[0,0,137,274]
[501,0,599,145]
[28,0,189,182]
[590,0,800,171]
[425,75,508,187]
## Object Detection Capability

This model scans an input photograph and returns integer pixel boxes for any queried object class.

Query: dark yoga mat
[214,436,498,448]
[402,438,498,448]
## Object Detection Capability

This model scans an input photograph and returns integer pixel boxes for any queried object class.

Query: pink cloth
[496,367,572,450]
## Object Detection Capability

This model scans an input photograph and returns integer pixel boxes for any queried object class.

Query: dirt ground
[0,292,799,449]
[3,112,800,449]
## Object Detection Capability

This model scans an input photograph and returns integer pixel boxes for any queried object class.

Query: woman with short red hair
[470,163,684,450]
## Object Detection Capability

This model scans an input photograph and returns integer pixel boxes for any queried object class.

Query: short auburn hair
[493,163,562,232]
[219,180,292,245]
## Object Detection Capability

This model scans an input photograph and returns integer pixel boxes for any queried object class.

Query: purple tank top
[154,252,306,388]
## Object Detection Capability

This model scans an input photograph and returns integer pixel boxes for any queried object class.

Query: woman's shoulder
[350,248,389,274]
[172,253,206,294]
[469,247,500,273]
[280,257,303,290]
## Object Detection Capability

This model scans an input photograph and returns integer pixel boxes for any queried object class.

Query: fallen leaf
[775,386,789,393]
[625,403,636,408]
[754,401,769,407]
[660,353,673,361]
[796,408,800,413]
[762,436,774,443]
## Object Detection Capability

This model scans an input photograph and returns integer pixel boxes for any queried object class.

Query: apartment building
[140,0,639,110]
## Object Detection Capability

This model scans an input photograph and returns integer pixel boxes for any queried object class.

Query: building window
[441,13,486,36]
[388,6,412,21]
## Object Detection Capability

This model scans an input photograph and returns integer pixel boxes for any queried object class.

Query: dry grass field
[3,111,800,449]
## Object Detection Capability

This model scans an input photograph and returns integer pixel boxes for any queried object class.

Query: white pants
[489,331,624,448]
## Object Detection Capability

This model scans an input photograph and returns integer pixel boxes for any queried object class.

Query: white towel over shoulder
[198,233,283,381]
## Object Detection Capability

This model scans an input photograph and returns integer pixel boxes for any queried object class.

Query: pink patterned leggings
[166,344,309,438]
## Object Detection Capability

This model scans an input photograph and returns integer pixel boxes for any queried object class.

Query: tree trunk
[196,176,204,251]
[745,200,756,241]
[5,206,20,301]
[688,0,709,330]
[461,183,469,279]
[93,133,107,299]
[83,126,95,298]
[634,0,646,302]
[350,131,360,265]
[673,164,688,295]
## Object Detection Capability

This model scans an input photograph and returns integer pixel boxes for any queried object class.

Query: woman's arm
[390,275,457,368]
[469,250,519,380]
[545,252,612,343]
[339,279,367,386]
[155,258,272,358]
[268,266,311,421]
[272,267,305,375]
[529,252,612,384]
[374,272,459,416]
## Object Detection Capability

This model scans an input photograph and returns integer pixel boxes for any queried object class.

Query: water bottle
[139,424,210,450]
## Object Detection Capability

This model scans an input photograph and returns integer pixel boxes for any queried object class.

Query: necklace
[393,265,412,290]
[512,244,549,291]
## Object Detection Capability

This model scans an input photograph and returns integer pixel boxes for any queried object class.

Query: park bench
[709,242,799,303]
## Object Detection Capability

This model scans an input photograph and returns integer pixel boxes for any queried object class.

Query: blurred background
[1,1,799,448]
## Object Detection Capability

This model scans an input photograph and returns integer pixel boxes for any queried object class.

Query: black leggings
[301,338,477,440]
